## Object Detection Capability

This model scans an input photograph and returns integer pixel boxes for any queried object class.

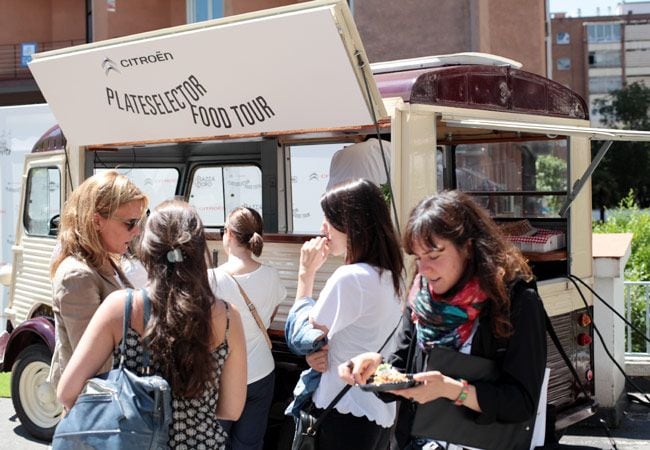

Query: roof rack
[370,52,523,74]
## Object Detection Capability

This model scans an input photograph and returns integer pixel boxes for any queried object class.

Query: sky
[549,0,623,17]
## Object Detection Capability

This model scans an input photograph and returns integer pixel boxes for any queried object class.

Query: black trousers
[314,407,390,450]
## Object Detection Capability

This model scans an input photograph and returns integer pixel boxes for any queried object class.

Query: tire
[11,344,63,441]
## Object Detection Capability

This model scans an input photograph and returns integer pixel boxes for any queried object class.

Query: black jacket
[388,279,547,443]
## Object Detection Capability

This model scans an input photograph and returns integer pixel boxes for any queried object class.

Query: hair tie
[166,248,184,263]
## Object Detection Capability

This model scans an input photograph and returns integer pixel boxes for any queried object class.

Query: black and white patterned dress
[113,303,231,449]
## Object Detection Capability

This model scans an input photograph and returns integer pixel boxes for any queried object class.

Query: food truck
[1,0,649,444]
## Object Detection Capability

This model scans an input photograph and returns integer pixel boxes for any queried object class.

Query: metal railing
[624,280,650,354]
[0,39,85,81]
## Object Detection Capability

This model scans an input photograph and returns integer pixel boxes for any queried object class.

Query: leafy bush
[593,190,650,281]
[593,190,650,351]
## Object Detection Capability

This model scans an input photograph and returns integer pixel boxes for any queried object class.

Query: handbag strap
[226,271,272,349]
[308,315,403,433]
[120,288,153,372]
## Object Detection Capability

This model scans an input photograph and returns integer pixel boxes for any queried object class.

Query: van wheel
[11,344,62,441]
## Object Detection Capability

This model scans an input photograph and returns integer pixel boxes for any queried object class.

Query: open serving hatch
[27,0,385,147]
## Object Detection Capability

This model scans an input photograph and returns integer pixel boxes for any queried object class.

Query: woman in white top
[209,206,287,450]
[296,179,404,450]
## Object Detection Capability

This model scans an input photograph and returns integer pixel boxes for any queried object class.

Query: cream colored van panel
[6,152,65,325]
[395,107,437,224]
[207,240,344,331]
[539,279,593,317]
[568,137,593,280]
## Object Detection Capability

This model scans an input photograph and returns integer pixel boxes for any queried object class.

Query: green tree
[536,154,566,214]
[593,191,650,352]
[593,82,650,211]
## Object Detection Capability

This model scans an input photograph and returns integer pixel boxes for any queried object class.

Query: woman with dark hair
[57,200,247,449]
[209,206,286,450]
[340,190,547,450]
[293,178,404,450]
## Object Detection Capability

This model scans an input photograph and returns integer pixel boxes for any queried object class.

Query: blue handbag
[52,288,172,449]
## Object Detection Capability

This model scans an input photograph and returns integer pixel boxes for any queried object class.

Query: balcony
[0,39,85,82]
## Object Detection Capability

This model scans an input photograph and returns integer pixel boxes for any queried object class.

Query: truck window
[188,165,262,227]
[23,167,61,237]
[454,140,568,218]
[95,168,179,210]
[289,143,342,233]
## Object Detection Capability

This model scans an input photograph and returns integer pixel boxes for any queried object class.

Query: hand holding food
[358,363,417,392]
[337,352,383,385]
[389,371,468,405]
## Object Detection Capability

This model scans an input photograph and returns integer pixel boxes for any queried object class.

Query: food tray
[358,375,419,392]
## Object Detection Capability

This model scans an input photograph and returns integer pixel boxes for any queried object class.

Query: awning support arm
[559,140,613,218]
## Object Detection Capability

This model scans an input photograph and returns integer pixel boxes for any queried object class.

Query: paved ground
[0,397,48,449]
[0,394,649,450]
[559,393,650,450]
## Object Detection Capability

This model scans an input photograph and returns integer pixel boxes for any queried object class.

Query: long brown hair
[51,170,147,277]
[321,179,403,295]
[403,190,532,338]
[139,199,216,398]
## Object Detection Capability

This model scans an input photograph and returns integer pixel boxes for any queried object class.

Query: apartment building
[552,3,650,125]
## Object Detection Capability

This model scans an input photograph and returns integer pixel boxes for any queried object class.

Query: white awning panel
[28,0,385,147]
[442,117,650,141]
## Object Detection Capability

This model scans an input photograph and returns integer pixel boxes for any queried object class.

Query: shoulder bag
[410,346,535,450]
[226,271,273,349]
[52,288,172,450]
[292,316,402,450]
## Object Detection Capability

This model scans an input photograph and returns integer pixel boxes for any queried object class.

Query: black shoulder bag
[292,317,401,450]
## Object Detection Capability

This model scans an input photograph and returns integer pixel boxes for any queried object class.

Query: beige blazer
[48,255,133,388]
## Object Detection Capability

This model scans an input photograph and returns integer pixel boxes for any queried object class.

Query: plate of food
[358,363,419,392]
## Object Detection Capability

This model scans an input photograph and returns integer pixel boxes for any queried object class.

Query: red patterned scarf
[408,274,488,350]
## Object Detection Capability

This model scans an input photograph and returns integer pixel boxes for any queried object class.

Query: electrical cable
[354,50,400,234]
[568,274,650,346]
[565,275,650,408]
[599,418,619,450]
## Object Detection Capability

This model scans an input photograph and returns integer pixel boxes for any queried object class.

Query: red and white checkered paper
[505,228,566,253]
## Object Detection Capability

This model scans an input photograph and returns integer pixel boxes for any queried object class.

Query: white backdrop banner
[28,2,382,146]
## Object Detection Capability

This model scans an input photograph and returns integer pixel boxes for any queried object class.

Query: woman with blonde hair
[49,170,148,387]
[209,206,286,450]
[58,199,247,448]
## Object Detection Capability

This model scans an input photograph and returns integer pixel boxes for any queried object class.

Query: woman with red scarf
[340,191,547,450]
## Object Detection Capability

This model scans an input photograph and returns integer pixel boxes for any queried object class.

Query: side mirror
[49,214,60,237]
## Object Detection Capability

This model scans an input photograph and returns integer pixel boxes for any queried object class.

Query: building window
[587,23,621,43]
[556,32,570,44]
[187,0,223,23]
[588,50,621,68]
[557,58,571,70]
[589,76,623,94]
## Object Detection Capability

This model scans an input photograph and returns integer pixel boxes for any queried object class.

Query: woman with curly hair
[340,190,547,450]
[57,199,247,449]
